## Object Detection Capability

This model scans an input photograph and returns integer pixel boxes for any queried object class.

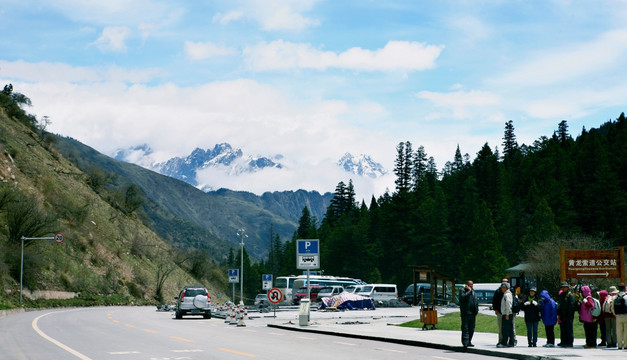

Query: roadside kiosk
[408,265,456,330]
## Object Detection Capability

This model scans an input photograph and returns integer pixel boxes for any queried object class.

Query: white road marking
[375,348,407,354]
[334,341,357,346]
[297,336,315,340]
[432,356,457,360]
[269,332,286,336]
[109,351,141,355]
[32,312,94,360]
[172,349,203,352]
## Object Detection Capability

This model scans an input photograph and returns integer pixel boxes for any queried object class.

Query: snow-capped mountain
[114,144,387,191]
[338,153,387,178]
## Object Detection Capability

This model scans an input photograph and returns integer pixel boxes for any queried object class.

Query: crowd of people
[459,279,627,350]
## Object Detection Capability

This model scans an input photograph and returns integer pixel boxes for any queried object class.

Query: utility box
[299,298,310,326]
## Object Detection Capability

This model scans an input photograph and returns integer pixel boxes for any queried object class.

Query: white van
[357,284,398,302]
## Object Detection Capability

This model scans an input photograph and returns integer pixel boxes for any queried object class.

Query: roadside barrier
[229,305,238,325]
[237,306,246,327]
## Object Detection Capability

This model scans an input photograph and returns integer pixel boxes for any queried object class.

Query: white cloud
[0,60,163,83]
[243,40,444,71]
[92,26,132,52]
[416,89,500,118]
[212,10,245,25]
[493,28,627,87]
[184,41,238,60]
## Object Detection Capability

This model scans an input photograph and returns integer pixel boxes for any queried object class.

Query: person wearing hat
[497,282,515,347]
[602,286,619,348]
[557,281,575,347]
[521,287,541,347]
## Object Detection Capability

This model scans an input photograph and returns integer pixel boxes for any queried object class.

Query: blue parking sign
[297,239,319,255]
[262,274,272,281]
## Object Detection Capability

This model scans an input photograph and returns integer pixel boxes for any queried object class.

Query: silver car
[174,286,212,319]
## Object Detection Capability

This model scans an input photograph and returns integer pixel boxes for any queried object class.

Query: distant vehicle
[357,284,398,302]
[404,283,463,305]
[292,285,325,304]
[316,286,344,300]
[174,286,211,319]
[254,293,270,307]
[456,283,500,305]
[344,285,364,294]
[274,275,364,303]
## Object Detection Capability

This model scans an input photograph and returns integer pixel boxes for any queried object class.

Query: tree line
[229,115,627,298]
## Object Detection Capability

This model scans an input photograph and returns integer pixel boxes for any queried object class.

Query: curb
[267,324,558,360]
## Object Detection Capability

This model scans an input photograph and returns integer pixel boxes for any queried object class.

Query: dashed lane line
[142,329,158,334]
[218,347,258,358]
[334,341,357,346]
[375,348,407,354]
[170,335,195,343]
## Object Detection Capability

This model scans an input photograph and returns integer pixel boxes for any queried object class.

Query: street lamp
[236,228,247,305]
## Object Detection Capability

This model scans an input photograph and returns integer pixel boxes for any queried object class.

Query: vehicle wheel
[203,311,211,319]
[175,310,182,319]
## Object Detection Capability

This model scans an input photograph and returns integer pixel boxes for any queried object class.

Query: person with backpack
[539,289,557,347]
[616,283,627,349]
[557,281,575,347]
[579,285,598,348]
[521,287,541,347]
[602,286,618,348]
[497,282,516,348]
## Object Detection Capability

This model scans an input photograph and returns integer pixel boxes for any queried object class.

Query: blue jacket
[540,290,557,326]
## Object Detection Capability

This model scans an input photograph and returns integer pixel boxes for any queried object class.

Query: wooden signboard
[560,247,625,282]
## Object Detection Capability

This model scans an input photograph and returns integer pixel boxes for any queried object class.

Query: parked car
[316,286,344,300]
[344,285,364,294]
[174,285,211,319]
[402,283,432,305]
[254,293,270,307]
[293,285,325,304]
[357,284,398,302]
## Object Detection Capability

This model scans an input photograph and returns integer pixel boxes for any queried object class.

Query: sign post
[296,239,319,324]
[267,287,282,317]
[560,247,625,282]
[228,269,239,302]
[20,233,65,304]
[262,274,273,290]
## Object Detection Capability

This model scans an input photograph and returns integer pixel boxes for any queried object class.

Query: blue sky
[2,0,626,199]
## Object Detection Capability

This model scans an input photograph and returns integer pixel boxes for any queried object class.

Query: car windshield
[185,288,206,296]
[360,286,373,292]
[256,294,265,299]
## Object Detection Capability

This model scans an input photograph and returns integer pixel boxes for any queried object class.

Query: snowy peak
[338,153,387,178]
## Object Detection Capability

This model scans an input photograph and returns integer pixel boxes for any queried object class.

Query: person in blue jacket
[539,289,558,347]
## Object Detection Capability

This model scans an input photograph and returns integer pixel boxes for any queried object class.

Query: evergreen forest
[250,116,627,295]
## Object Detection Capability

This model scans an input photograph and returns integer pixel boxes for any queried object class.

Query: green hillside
[0,86,226,309]
[53,135,333,259]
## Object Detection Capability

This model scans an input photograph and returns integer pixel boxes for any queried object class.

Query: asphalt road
[0,307,503,360]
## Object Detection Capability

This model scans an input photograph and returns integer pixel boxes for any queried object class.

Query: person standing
[579,285,597,348]
[557,281,575,348]
[492,278,507,346]
[497,282,515,347]
[539,289,557,347]
[459,280,479,348]
[521,287,541,347]
[602,287,617,348]
[597,289,608,347]
[616,283,627,349]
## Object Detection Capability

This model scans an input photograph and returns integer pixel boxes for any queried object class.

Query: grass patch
[399,312,594,340]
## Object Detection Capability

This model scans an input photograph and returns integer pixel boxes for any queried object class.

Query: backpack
[590,298,601,317]
[512,295,521,314]
[615,295,627,315]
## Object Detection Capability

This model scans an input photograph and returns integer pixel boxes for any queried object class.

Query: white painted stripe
[297,336,315,340]
[172,349,203,352]
[333,341,357,346]
[32,312,93,360]
[432,356,457,360]
[375,348,406,354]
[109,351,140,355]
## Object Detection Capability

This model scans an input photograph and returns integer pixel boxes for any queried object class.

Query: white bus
[274,274,365,304]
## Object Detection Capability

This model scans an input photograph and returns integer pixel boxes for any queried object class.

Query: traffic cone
[237,308,246,327]
[244,306,249,320]
[224,305,230,323]
[229,305,238,325]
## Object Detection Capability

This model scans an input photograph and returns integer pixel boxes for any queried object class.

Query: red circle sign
[54,233,64,243]
[267,288,282,304]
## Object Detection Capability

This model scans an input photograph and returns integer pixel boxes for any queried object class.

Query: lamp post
[237,228,247,305]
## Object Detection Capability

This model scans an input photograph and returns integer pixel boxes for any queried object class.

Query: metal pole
[237,229,247,305]
[20,236,24,304]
